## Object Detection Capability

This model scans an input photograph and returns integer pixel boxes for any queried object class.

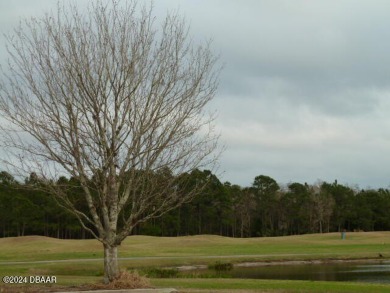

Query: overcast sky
[2,1,390,189]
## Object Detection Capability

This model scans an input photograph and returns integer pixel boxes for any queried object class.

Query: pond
[184,261,390,284]
[227,261,390,284]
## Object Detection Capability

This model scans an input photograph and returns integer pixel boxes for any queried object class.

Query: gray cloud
[2,0,390,188]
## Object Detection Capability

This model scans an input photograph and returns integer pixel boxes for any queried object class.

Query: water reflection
[227,261,390,283]
[338,263,390,283]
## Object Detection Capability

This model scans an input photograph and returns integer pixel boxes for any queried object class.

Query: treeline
[1,170,390,239]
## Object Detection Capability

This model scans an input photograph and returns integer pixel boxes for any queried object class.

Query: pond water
[226,261,390,284]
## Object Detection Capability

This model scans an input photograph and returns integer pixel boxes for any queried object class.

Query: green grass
[153,278,390,293]
[0,236,103,261]
[1,232,390,292]
[1,232,389,262]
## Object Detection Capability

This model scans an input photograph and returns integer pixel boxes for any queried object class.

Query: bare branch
[0,0,220,279]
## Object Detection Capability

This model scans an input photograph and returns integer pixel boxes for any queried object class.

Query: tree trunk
[103,244,119,283]
[240,218,244,238]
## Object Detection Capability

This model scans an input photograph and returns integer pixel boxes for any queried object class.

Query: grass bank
[1,232,389,262]
[0,232,390,292]
[153,278,390,293]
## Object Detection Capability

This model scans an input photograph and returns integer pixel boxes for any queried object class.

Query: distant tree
[376,189,390,230]
[0,0,220,282]
[252,175,280,236]
[0,173,40,237]
[311,183,335,233]
[353,191,376,231]
[221,182,242,237]
[233,187,256,237]
[352,189,390,231]
[282,182,311,234]
[199,171,230,235]
[173,169,224,235]
[321,181,355,231]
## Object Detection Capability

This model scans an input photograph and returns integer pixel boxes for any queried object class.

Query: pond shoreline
[176,257,389,271]
[235,257,389,267]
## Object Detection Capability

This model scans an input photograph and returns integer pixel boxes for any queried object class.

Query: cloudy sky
[2,0,390,188]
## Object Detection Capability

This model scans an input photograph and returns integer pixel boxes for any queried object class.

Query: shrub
[208,261,233,271]
[93,270,151,289]
[143,267,179,278]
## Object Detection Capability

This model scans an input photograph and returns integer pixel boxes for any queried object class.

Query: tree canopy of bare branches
[0,0,220,282]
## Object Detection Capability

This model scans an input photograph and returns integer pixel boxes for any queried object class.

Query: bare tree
[311,188,335,234]
[0,0,220,283]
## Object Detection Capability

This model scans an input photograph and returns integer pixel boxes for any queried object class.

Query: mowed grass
[1,232,390,292]
[0,236,103,261]
[1,232,389,262]
[153,278,390,293]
